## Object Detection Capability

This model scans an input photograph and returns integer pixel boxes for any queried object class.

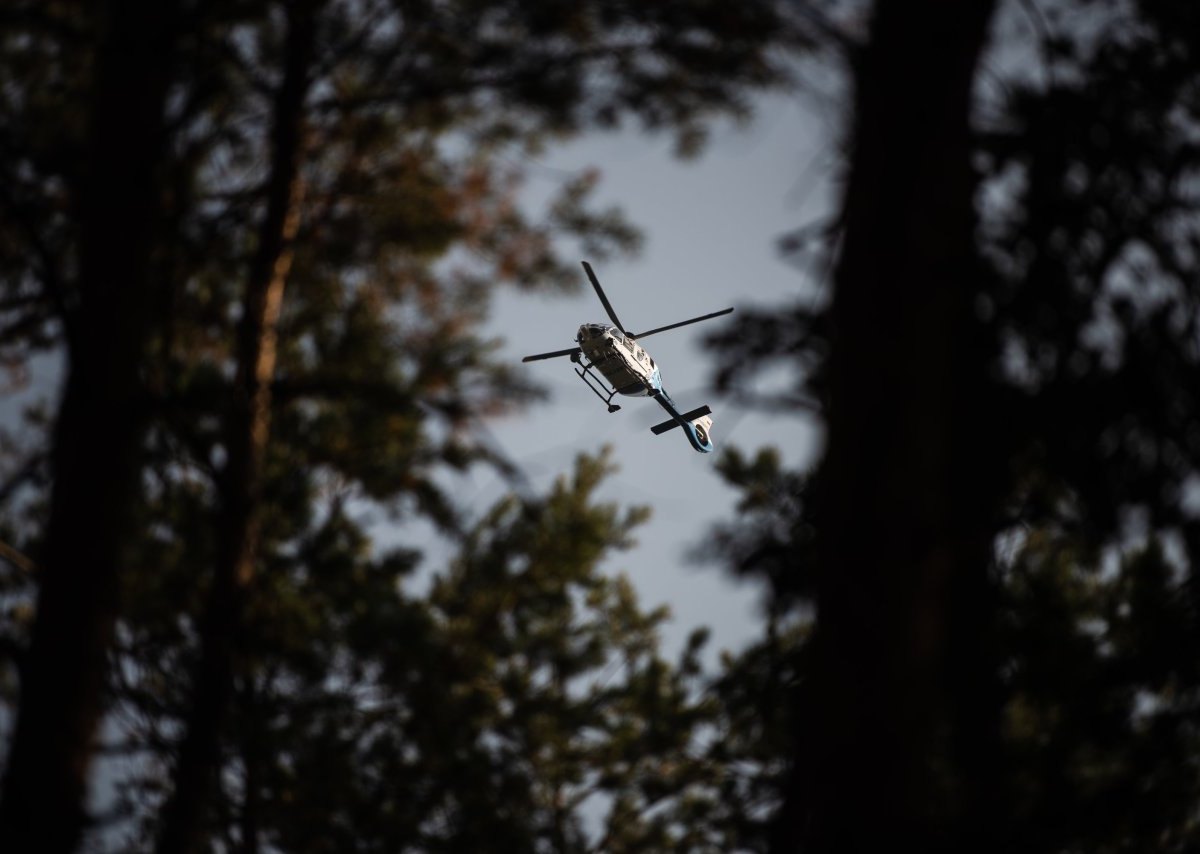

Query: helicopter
[522,262,734,453]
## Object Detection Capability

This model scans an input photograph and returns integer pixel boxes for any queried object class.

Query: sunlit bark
[155,4,315,852]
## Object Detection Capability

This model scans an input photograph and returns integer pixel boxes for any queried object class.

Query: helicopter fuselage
[520,261,730,453]
[576,323,662,396]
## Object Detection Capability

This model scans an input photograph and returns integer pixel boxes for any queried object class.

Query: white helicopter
[522,262,733,453]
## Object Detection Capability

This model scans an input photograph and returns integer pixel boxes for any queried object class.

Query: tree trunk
[0,2,178,850]
[774,1,999,851]
[154,5,315,853]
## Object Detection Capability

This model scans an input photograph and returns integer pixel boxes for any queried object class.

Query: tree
[780,1,1000,848]
[703,0,1200,850]
[155,4,317,848]
[113,450,739,852]
[0,0,807,850]
[107,443,827,854]
[691,448,809,853]
[0,3,181,849]
[700,446,1200,854]
[992,528,1200,851]
[973,2,1200,846]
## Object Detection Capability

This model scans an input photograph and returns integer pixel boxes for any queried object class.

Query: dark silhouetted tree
[781,1,1000,849]
[704,1,1200,851]
[0,0,811,850]
[0,2,180,849]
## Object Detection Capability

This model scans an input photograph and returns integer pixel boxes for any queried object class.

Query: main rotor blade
[522,346,582,363]
[629,307,734,340]
[581,261,626,334]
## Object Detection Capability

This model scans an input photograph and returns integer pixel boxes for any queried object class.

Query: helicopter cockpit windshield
[578,323,610,341]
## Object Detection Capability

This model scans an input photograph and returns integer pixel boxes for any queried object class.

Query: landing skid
[573,354,622,413]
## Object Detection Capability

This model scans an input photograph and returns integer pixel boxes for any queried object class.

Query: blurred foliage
[114,450,788,851]
[0,0,812,849]
[993,529,1200,851]
[701,0,1200,850]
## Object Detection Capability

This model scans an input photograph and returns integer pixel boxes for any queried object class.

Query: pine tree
[0,2,182,848]
[702,1,1200,850]
[0,0,806,849]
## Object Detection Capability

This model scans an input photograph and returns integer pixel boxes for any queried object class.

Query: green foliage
[690,447,810,851]
[991,529,1200,851]
[0,0,811,849]
[973,12,1200,839]
[977,0,1200,543]
[110,450,764,852]
[699,448,812,604]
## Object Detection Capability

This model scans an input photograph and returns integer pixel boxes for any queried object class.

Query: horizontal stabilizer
[651,405,711,435]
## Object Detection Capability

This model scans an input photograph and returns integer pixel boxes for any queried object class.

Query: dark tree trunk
[154,5,315,853]
[774,1,999,851]
[0,2,178,850]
